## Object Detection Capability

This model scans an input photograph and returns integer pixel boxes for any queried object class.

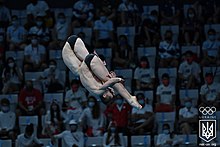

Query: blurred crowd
[0,0,220,146]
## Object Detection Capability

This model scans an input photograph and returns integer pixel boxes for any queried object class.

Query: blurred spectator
[0,0,11,28]
[156,123,182,147]
[130,93,154,135]
[179,98,198,134]
[0,98,16,140]
[155,73,176,112]
[24,33,47,72]
[1,57,23,94]
[72,0,94,27]
[178,51,201,89]
[117,0,139,26]
[29,16,50,46]
[65,79,85,125]
[96,0,116,22]
[25,0,49,30]
[49,12,71,50]
[52,119,84,147]
[39,59,63,93]
[134,56,155,90]
[158,30,179,67]
[182,7,202,45]
[0,50,3,91]
[93,10,115,48]
[105,95,131,134]
[137,10,160,47]
[79,96,105,137]
[200,72,220,108]
[113,35,133,68]
[18,80,44,116]
[102,121,126,147]
[160,0,180,25]
[6,15,27,51]
[17,123,43,147]
[42,100,67,137]
[201,29,220,66]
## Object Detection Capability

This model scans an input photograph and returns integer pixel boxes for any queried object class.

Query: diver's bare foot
[127,96,142,109]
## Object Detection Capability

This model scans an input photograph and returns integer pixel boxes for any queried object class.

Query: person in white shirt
[0,0,11,28]
[130,93,154,135]
[156,73,176,112]
[52,119,84,147]
[103,121,126,147]
[26,0,49,18]
[117,0,139,25]
[201,29,220,66]
[17,123,43,147]
[79,96,105,136]
[158,30,179,67]
[0,98,16,140]
[6,15,27,50]
[134,56,155,90]
[179,98,198,134]
[94,10,114,48]
[178,50,201,89]
[49,12,71,50]
[200,72,220,108]
[24,33,46,71]
[62,35,142,109]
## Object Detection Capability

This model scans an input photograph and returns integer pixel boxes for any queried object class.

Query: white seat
[73,27,92,45]
[49,50,67,71]
[156,112,176,133]
[142,5,159,19]
[137,47,156,67]
[40,138,58,147]
[19,115,38,135]
[68,70,80,82]
[181,45,201,58]
[158,68,177,85]
[85,136,103,147]
[179,89,199,106]
[11,9,27,25]
[51,8,72,24]
[131,135,151,146]
[204,24,220,39]
[114,69,133,88]
[183,4,193,18]
[0,139,12,147]
[134,90,153,105]
[44,93,63,110]
[24,72,43,92]
[6,51,24,67]
[178,134,197,146]
[95,48,112,70]
[161,25,179,42]
[117,26,136,49]
[0,94,18,112]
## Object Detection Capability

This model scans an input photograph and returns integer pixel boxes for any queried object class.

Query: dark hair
[205,72,213,77]
[88,96,100,119]
[1,98,10,105]
[49,59,57,65]
[25,123,34,134]
[162,73,170,79]
[136,93,145,100]
[184,50,193,56]
[208,29,216,34]
[50,101,61,124]
[11,15,18,20]
[4,57,18,77]
[57,12,65,18]
[162,123,170,129]
[71,79,80,86]
[139,56,149,68]
[165,30,173,35]
[187,7,196,18]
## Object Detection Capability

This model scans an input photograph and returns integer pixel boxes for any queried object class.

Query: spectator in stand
[130,93,154,135]
[0,50,4,91]
[42,100,67,137]
[113,35,133,68]
[24,33,47,72]
[49,12,71,50]
[178,51,201,89]
[79,96,105,137]
[29,15,50,46]
[0,98,16,140]
[179,98,198,134]
[105,94,131,134]
[201,29,220,66]
[6,15,27,51]
[158,30,179,67]
[18,80,44,116]
[0,0,11,28]
[72,0,94,27]
[200,72,220,108]
[137,10,160,47]
[134,56,155,90]
[25,0,50,30]
[117,0,139,26]
[17,123,43,147]
[65,79,86,120]
[94,10,115,48]
[1,57,23,94]
[160,0,180,25]
[182,7,202,46]
[39,59,63,93]
[96,0,116,22]
[52,119,84,147]
[155,73,176,112]
[103,121,126,147]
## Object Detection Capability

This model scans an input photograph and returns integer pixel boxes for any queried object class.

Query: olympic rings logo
[199,107,216,115]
